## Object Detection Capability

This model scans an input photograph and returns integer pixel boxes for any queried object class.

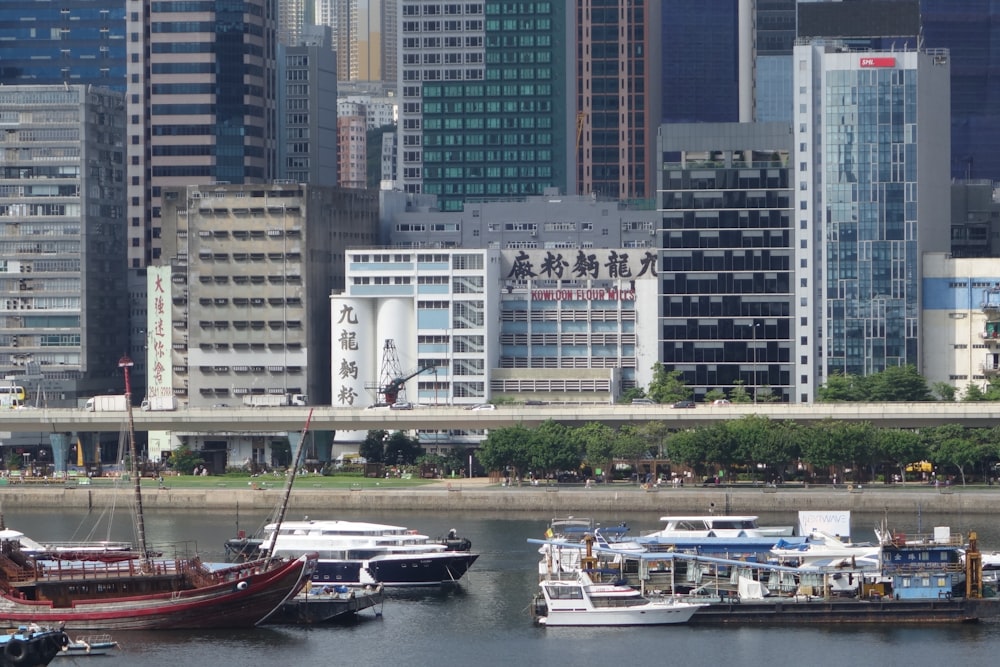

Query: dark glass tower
[0,0,126,91]
[922,0,1000,181]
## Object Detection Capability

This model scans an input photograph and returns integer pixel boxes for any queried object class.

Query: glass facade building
[922,0,1000,181]
[397,0,573,211]
[661,1,742,123]
[0,1,126,91]
[657,123,795,402]
[793,45,951,402]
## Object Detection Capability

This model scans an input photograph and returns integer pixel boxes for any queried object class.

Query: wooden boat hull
[0,627,69,667]
[0,553,317,632]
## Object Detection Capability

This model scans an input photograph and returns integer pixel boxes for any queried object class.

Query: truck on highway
[82,395,129,412]
[140,396,178,411]
[242,393,307,408]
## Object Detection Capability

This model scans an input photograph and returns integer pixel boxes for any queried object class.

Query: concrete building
[278,25,339,187]
[657,123,795,402]
[0,85,128,466]
[950,181,1000,259]
[316,0,359,81]
[793,44,952,403]
[381,193,660,393]
[396,0,574,209]
[152,182,379,466]
[921,253,1000,397]
[0,85,128,403]
[337,111,368,189]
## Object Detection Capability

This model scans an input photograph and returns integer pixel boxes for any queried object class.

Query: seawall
[3,484,994,515]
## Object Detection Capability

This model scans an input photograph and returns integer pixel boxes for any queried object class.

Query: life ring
[4,638,28,665]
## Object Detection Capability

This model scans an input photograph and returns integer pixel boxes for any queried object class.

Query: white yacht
[253,519,478,587]
[531,571,706,627]
[646,515,794,539]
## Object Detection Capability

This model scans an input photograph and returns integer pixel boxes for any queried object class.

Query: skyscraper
[397,0,574,210]
[0,1,127,91]
[0,85,128,405]
[126,0,278,269]
[793,44,951,402]
[576,0,661,201]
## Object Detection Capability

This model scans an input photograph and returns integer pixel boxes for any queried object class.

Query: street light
[752,321,764,404]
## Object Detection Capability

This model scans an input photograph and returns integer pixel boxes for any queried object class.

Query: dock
[688,596,1000,624]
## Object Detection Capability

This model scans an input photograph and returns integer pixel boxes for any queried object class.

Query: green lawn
[85,473,443,490]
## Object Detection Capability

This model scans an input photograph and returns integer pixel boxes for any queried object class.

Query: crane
[380,365,433,406]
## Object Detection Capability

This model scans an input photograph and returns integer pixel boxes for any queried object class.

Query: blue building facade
[0,0,126,91]
[922,0,1000,181]
[661,0,741,123]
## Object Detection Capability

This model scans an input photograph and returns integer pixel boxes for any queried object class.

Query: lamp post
[752,321,764,404]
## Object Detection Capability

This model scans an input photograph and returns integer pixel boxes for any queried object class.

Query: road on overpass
[0,403,996,433]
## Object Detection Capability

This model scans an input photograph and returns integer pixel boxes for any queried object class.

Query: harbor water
[13,507,1000,666]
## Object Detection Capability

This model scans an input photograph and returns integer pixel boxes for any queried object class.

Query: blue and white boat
[255,519,478,587]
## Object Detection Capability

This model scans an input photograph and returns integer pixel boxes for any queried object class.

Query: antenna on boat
[119,354,152,574]
[263,408,313,570]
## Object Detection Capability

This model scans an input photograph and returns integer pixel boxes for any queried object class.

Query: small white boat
[771,529,881,570]
[532,571,706,627]
[56,635,120,657]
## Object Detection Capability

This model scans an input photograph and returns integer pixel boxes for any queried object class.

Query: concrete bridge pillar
[49,432,70,474]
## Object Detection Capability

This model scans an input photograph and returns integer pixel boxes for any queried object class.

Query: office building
[0,1,127,91]
[657,123,795,402]
[0,85,128,410]
[576,0,661,201]
[126,0,278,270]
[793,44,951,402]
[278,25,339,186]
[397,0,574,210]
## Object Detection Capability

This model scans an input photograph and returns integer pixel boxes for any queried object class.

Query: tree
[932,382,956,402]
[359,429,387,463]
[862,365,932,401]
[477,425,533,480]
[729,380,751,403]
[383,431,423,466]
[818,373,863,402]
[875,428,926,483]
[646,362,691,404]
[168,445,204,475]
[527,420,580,476]
[574,422,616,481]
[703,388,726,403]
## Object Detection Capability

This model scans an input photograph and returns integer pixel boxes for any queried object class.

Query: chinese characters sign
[146,266,174,399]
[501,249,657,282]
[331,297,371,407]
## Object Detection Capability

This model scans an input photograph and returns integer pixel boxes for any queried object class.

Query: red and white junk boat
[0,356,317,631]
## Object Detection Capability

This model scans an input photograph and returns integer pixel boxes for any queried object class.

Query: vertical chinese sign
[146,266,174,461]
[330,296,373,408]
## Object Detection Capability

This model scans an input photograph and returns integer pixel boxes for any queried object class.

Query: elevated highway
[3,402,999,434]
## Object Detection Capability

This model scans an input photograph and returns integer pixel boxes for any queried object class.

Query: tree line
[475,416,1000,486]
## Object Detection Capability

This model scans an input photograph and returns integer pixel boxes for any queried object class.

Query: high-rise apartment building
[576,0,661,201]
[0,85,128,406]
[793,44,951,402]
[397,1,574,210]
[0,1,127,91]
[316,0,360,81]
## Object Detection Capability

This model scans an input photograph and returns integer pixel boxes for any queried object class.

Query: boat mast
[263,408,313,570]
[119,355,152,573]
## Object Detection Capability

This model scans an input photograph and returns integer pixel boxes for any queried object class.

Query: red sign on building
[860,57,896,68]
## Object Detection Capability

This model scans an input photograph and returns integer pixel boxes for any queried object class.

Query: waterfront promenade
[3,477,998,515]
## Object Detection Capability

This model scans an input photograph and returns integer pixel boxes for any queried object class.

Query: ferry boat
[252,519,479,587]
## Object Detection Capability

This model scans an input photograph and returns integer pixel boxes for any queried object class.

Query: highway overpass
[3,402,1000,434]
